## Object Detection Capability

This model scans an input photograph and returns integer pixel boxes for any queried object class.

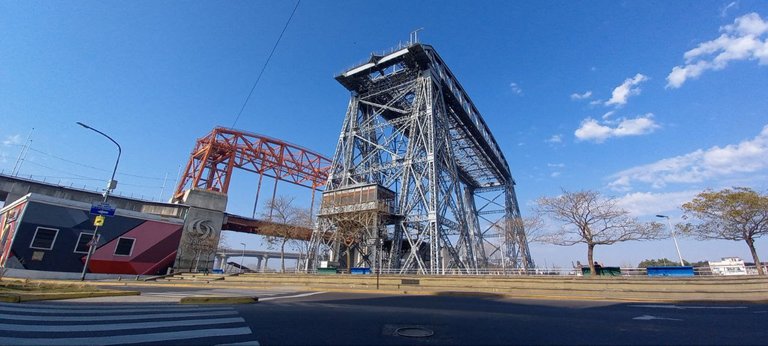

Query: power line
[232,0,301,128]
[21,161,164,189]
[25,147,164,180]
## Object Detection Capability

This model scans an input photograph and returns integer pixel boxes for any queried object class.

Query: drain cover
[395,327,434,338]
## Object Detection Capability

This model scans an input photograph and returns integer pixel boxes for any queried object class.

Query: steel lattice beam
[173,127,331,202]
[308,43,534,274]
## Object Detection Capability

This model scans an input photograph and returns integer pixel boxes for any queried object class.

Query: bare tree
[217,231,233,252]
[186,234,218,272]
[680,187,768,275]
[535,189,664,276]
[509,215,547,244]
[261,196,311,273]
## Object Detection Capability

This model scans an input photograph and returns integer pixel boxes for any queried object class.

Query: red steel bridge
[172,127,331,239]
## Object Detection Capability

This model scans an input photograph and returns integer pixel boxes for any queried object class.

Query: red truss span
[173,127,331,201]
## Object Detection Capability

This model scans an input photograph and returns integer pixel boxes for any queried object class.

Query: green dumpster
[581,266,621,276]
[317,268,338,275]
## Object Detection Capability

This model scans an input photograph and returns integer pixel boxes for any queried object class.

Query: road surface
[0,287,763,345]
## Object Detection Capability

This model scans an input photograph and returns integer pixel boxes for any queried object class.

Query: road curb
[0,290,140,303]
[179,296,259,304]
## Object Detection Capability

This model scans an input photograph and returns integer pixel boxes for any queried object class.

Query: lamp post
[656,214,685,266]
[239,242,246,274]
[77,122,121,281]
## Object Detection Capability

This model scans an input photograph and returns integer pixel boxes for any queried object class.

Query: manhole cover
[395,327,434,338]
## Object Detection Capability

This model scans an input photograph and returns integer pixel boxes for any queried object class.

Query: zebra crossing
[0,301,259,345]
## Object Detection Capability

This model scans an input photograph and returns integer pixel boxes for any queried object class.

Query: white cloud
[667,12,768,88]
[2,134,22,146]
[509,82,523,95]
[616,190,700,217]
[602,111,615,120]
[574,113,659,143]
[609,124,768,190]
[545,134,562,143]
[605,73,649,106]
[570,91,592,100]
[721,2,738,17]
[550,172,561,178]
[547,163,565,168]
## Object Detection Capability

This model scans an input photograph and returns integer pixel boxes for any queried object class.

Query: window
[114,237,135,256]
[74,233,94,254]
[30,227,59,250]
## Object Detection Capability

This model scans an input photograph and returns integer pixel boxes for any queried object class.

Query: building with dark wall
[0,193,184,276]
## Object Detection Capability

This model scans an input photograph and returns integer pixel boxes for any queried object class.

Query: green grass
[0,281,100,294]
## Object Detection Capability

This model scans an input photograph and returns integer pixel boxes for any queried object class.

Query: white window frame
[113,237,136,257]
[73,232,95,254]
[29,227,59,251]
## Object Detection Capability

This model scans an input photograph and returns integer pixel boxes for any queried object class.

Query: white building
[708,257,747,276]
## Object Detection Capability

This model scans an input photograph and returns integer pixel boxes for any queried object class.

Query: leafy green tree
[638,258,690,267]
[680,187,768,275]
[536,189,665,277]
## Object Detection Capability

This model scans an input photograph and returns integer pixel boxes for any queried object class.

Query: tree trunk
[280,238,287,273]
[587,243,596,278]
[746,237,764,276]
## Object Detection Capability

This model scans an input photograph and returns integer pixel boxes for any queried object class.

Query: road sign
[93,215,105,227]
[90,202,116,217]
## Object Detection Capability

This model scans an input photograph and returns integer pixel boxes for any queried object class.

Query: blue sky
[2,1,767,269]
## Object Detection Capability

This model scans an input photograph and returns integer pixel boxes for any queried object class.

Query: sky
[2,1,768,270]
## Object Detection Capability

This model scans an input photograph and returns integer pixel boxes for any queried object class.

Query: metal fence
[290,266,766,277]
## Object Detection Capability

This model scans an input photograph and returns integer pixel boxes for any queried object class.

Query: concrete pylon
[173,189,227,273]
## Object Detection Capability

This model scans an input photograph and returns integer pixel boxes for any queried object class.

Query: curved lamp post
[78,122,121,281]
[656,214,685,266]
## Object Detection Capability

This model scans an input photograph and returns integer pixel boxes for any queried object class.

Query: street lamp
[240,242,246,274]
[78,122,121,281]
[656,214,685,266]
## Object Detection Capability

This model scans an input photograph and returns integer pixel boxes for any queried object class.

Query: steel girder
[309,43,534,274]
[172,127,331,202]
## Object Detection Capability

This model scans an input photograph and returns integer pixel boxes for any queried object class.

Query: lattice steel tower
[308,43,533,274]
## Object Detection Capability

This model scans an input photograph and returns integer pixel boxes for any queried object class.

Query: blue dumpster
[350,267,371,275]
[646,266,694,277]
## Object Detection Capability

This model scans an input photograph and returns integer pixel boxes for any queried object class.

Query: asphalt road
[1,287,765,345]
[237,292,765,345]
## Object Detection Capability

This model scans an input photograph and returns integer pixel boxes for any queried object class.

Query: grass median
[0,279,139,303]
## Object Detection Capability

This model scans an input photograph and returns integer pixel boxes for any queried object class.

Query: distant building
[708,257,747,276]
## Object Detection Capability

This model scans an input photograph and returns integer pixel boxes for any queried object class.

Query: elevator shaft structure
[309,43,533,274]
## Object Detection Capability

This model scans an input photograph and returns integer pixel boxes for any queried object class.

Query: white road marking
[633,315,683,321]
[0,316,245,332]
[217,341,261,346]
[0,309,237,322]
[753,311,767,314]
[0,305,231,314]
[630,304,747,310]
[0,302,185,309]
[0,326,253,345]
[259,291,326,301]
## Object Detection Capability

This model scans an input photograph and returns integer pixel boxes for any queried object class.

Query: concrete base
[3,268,150,281]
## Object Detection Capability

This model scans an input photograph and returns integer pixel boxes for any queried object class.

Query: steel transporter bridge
[308,43,533,274]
